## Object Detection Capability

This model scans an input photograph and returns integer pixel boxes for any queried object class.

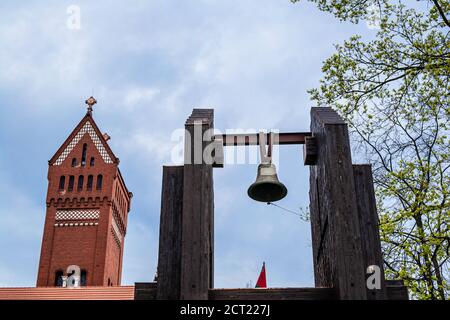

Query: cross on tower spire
[85,96,97,114]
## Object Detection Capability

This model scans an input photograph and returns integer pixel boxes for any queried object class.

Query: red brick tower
[37,97,132,287]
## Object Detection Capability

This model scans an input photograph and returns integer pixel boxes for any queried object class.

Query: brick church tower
[37,97,132,287]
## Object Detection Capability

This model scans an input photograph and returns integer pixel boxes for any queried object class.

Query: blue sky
[0,0,374,288]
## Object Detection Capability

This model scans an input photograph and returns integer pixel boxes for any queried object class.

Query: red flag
[255,262,267,288]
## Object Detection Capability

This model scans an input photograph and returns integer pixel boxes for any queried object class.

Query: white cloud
[0,5,91,102]
[123,87,160,110]
[122,131,176,163]
[0,183,43,239]
[0,172,44,287]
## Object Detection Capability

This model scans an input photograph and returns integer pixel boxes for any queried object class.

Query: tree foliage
[292,0,450,299]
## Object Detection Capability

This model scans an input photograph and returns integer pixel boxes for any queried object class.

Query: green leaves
[291,0,391,23]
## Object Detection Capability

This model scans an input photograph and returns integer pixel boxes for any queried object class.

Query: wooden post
[353,164,387,299]
[309,107,367,299]
[157,166,184,300]
[180,109,214,300]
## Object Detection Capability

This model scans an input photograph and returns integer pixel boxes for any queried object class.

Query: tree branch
[432,0,450,28]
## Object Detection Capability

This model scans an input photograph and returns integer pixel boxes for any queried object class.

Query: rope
[267,202,304,219]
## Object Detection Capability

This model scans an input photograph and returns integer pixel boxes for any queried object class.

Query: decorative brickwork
[112,216,122,238]
[55,209,100,220]
[53,121,113,165]
[111,228,122,249]
[54,222,99,227]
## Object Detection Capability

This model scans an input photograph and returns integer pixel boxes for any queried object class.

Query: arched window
[81,143,87,167]
[96,175,103,190]
[58,176,65,190]
[80,270,87,286]
[87,175,93,191]
[77,175,84,191]
[71,158,77,167]
[55,270,64,287]
[68,176,75,192]
[90,157,95,166]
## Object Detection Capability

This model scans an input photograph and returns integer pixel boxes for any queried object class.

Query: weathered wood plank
[386,280,409,300]
[353,164,387,300]
[180,109,214,300]
[209,287,337,300]
[303,136,318,165]
[309,107,367,300]
[157,166,184,300]
[134,282,157,300]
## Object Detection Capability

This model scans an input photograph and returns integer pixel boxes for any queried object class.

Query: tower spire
[37,101,131,287]
[85,96,97,115]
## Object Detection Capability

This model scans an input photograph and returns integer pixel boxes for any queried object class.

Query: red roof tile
[0,286,135,300]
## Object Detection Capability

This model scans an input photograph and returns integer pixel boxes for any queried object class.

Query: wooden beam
[135,282,407,300]
[209,287,337,300]
[180,109,215,300]
[353,164,387,300]
[134,282,157,300]
[157,166,184,300]
[386,280,409,300]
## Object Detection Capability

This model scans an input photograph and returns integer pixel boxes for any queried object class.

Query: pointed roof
[49,110,119,166]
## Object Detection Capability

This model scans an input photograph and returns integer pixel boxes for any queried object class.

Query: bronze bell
[248,163,287,202]
[248,132,287,203]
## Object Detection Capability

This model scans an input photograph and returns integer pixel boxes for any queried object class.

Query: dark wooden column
[353,164,387,299]
[309,107,367,299]
[180,109,214,300]
[157,166,184,300]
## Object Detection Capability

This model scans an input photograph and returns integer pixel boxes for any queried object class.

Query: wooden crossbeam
[214,132,312,146]
[212,132,317,167]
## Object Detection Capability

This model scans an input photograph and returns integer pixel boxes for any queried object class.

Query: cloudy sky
[0,0,374,288]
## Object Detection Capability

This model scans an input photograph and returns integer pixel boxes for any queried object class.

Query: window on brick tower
[77,175,84,191]
[71,158,77,167]
[96,174,103,190]
[55,270,64,287]
[68,175,75,192]
[81,143,87,167]
[58,176,65,190]
[87,175,93,191]
[90,157,95,166]
[80,270,87,286]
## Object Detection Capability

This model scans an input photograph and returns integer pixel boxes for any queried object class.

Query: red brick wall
[104,223,122,286]
[50,226,98,285]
